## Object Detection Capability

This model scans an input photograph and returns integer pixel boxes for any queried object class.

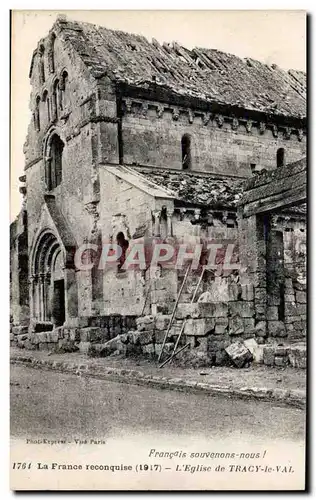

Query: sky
[10,10,306,221]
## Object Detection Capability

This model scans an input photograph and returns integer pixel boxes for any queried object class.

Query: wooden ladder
[158,265,206,367]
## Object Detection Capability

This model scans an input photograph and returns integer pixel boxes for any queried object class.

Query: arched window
[181,134,192,170]
[34,96,41,131]
[59,71,68,111]
[38,44,45,85]
[52,80,59,121]
[116,231,129,272]
[277,148,285,168]
[47,33,56,73]
[46,134,64,190]
[42,90,50,123]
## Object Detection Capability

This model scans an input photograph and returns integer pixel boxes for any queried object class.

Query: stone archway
[31,230,66,326]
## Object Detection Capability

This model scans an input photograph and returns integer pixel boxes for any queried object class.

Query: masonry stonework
[10,16,306,367]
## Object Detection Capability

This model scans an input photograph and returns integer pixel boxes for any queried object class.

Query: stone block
[175,303,200,320]
[254,288,266,302]
[12,326,29,336]
[142,343,155,355]
[268,321,286,337]
[284,315,301,324]
[184,318,215,336]
[155,315,172,330]
[288,345,307,368]
[243,318,255,333]
[293,281,306,291]
[296,304,306,316]
[225,341,252,368]
[254,305,266,320]
[274,345,288,356]
[136,316,155,331]
[227,283,240,301]
[297,357,307,369]
[274,356,287,367]
[263,345,275,366]
[139,330,155,345]
[229,301,254,318]
[47,331,59,343]
[243,338,263,363]
[250,272,266,288]
[241,284,254,301]
[215,318,228,334]
[267,296,281,306]
[197,291,212,303]
[267,306,279,321]
[68,328,81,342]
[29,333,40,345]
[170,325,182,337]
[228,315,244,336]
[78,317,89,328]
[80,327,104,343]
[255,321,267,337]
[284,294,295,302]
[37,332,49,343]
[154,330,173,343]
[137,323,155,333]
[17,333,28,342]
[212,303,229,318]
[195,302,228,318]
[285,303,298,316]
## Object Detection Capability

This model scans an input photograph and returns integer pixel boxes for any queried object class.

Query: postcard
[10,10,306,491]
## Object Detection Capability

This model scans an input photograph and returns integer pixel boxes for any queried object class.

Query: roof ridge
[44,15,306,119]
[54,16,306,76]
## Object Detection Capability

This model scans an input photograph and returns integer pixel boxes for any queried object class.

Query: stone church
[10,16,306,366]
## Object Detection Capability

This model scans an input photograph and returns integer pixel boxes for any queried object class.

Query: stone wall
[263,343,306,369]
[10,316,137,353]
[10,208,29,326]
[121,97,306,177]
[265,216,306,342]
[106,296,259,367]
[18,26,307,346]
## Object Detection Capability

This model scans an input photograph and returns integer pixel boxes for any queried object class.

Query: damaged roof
[52,16,306,119]
[105,165,244,208]
[135,168,244,207]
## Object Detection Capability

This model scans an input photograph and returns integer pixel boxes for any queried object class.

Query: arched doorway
[31,230,66,326]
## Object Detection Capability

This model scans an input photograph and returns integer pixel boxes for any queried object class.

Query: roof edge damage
[101,164,244,208]
[32,15,306,121]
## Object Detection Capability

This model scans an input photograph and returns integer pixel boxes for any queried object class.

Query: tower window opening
[181,134,192,170]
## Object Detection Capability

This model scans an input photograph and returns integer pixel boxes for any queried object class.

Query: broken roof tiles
[53,17,306,119]
[134,167,244,208]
